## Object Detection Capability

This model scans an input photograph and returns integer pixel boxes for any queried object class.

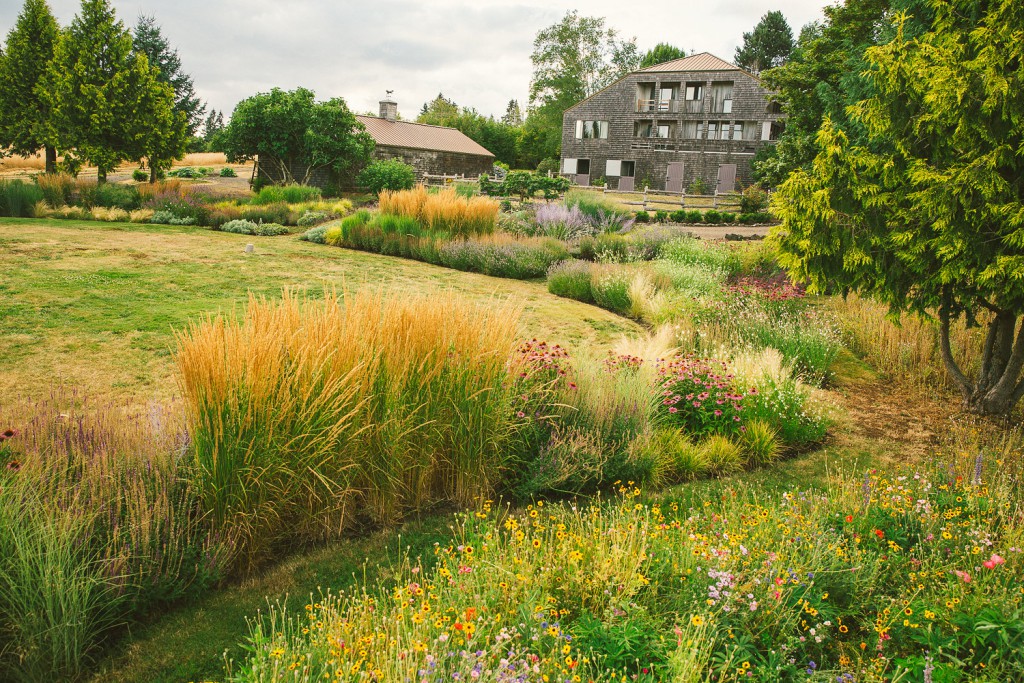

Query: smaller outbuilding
[256,94,494,190]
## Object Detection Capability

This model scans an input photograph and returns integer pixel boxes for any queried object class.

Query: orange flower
[464,607,477,621]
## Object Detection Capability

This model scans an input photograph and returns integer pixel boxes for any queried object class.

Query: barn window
[575,120,608,139]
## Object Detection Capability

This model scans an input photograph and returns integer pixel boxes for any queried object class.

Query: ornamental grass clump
[175,289,523,570]
[379,186,499,237]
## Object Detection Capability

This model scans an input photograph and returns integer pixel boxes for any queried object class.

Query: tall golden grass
[175,289,522,568]
[830,294,985,389]
[379,185,499,237]
[0,150,232,174]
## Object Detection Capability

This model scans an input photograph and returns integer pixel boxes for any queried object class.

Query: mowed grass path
[0,218,640,407]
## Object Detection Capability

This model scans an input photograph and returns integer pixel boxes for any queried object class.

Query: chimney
[379,91,397,122]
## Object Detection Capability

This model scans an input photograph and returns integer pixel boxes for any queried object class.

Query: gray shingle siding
[560,66,782,192]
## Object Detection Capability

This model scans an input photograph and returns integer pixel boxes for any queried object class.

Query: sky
[0,0,828,122]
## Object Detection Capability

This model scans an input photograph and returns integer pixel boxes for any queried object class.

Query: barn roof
[355,115,494,158]
[640,52,743,73]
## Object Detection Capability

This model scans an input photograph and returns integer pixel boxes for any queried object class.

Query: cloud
[1,0,825,120]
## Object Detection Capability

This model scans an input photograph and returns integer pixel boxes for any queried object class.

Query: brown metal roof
[641,52,741,73]
[355,115,494,158]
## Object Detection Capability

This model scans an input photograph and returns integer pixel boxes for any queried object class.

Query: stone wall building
[257,96,495,189]
[559,53,783,193]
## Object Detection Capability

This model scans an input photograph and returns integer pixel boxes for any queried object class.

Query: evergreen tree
[640,43,688,68]
[416,93,459,126]
[501,99,523,127]
[132,15,202,180]
[41,0,179,182]
[734,11,794,74]
[0,0,60,173]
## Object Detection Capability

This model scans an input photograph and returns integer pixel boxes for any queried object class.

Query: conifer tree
[0,0,60,173]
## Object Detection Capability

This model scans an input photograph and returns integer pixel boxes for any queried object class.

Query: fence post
[713,190,719,209]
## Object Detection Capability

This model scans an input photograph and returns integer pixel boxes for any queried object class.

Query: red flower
[845,515,853,523]
[874,529,884,539]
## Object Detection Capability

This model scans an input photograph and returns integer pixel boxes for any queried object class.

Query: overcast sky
[0,0,828,121]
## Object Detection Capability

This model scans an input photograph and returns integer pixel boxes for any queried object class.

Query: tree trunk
[940,309,1024,416]
[97,167,107,184]
[150,159,160,184]
[44,146,57,175]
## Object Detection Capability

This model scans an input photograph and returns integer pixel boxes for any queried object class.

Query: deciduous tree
[222,87,374,186]
[0,0,60,173]
[772,0,1024,416]
[640,43,687,68]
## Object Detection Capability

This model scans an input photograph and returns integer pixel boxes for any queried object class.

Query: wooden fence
[594,186,743,212]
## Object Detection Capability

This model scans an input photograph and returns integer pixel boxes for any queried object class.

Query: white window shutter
[761,121,772,141]
[606,160,621,177]
[562,158,578,174]
[575,120,584,139]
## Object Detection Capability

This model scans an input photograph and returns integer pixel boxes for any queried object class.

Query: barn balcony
[636,98,680,113]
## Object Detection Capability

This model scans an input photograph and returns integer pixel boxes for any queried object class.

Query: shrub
[670,210,686,223]
[591,265,633,315]
[168,166,204,178]
[35,173,75,207]
[176,290,523,568]
[534,203,596,241]
[634,210,650,223]
[687,176,710,195]
[299,224,331,244]
[535,158,560,175]
[132,168,149,182]
[219,167,237,178]
[219,219,259,234]
[253,223,289,236]
[702,209,723,224]
[660,237,741,275]
[656,354,752,438]
[547,259,594,303]
[740,183,769,214]
[437,235,568,279]
[685,210,703,223]
[357,159,416,195]
[654,210,669,223]
[297,210,330,227]
[253,184,322,205]
[644,428,709,484]
[503,170,536,200]
[738,211,774,225]
[0,180,44,217]
[533,175,572,200]
[721,212,736,224]
[699,434,743,475]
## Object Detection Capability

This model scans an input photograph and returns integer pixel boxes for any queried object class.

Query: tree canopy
[734,10,795,75]
[0,0,60,172]
[771,0,1024,415]
[222,87,374,186]
[40,0,179,181]
[527,11,639,162]
[640,43,687,68]
[417,93,518,168]
[132,15,199,180]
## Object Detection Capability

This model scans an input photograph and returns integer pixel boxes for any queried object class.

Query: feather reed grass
[379,185,499,237]
[175,289,523,568]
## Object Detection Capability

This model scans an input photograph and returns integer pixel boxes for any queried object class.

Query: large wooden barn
[559,53,784,193]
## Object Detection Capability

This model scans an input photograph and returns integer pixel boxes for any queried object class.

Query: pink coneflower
[714,410,723,417]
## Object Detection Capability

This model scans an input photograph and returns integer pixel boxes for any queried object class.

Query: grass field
[2,217,1004,683]
[0,218,639,407]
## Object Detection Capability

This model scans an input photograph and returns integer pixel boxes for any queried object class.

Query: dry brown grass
[174,152,228,167]
[380,185,499,236]
[0,151,230,175]
[0,150,48,172]
[830,294,985,389]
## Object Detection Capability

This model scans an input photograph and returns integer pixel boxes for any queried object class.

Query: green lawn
[0,218,640,407]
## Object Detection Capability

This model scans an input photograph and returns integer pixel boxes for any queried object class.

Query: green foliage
[252,183,322,205]
[591,268,632,315]
[772,0,1024,414]
[686,176,709,195]
[738,212,773,224]
[357,159,416,195]
[296,210,330,227]
[417,93,521,167]
[40,0,183,182]
[737,419,781,467]
[219,166,236,177]
[131,16,200,176]
[670,210,686,223]
[654,210,668,223]
[240,202,293,226]
[685,210,703,223]
[299,224,331,244]
[0,0,60,172]
[634,210,650,223]
[547,259,594,303]
[734,10,795,74]
[535,157,560,175]
[80,182,140,210]
[132,168,149,182]
[699,434,744,475]
[223,87,374,185]
[739,184,769,213]
[0,179,44,217]
[640,42,688,68]
[702,209,723,224]
[502,170,536,200]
